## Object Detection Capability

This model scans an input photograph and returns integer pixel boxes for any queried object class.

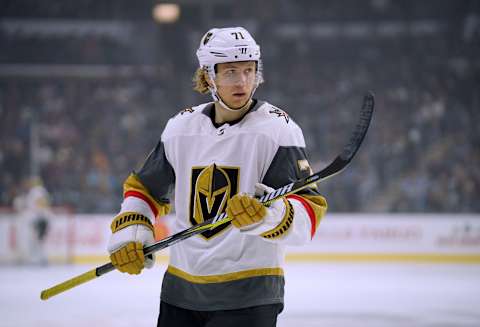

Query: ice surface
[1,263,479,327]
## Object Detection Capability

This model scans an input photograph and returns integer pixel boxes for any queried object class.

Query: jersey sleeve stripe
[123,173,171,218]
[124,190,159,218]
[287,194,321,239]
[301,194,328,235]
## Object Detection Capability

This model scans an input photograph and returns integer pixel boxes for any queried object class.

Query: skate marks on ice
[1,263,479,327]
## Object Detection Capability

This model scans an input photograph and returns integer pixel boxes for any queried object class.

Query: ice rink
[1,262,479,327]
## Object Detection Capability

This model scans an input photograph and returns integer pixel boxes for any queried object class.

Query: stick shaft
[40,268,98,300]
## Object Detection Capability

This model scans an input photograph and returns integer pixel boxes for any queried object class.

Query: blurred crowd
[1,78,177,212]
[260,33,480,213]
[1,0,479,213]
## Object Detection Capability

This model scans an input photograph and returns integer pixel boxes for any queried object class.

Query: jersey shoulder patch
[257,102,292,125]
[177,107,195,116]
[255,102,305,147]
[266,105,290,124]
[162,102,211,141]
[173,103,209,119]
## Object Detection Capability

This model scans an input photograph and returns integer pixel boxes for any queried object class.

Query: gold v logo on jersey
[189,164,239,240]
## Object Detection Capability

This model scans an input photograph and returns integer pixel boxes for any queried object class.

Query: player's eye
[224,69,236,75]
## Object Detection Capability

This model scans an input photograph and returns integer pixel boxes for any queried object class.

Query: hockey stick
[40,92,374,301]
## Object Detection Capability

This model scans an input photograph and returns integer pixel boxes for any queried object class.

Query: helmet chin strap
[209,79,259,113]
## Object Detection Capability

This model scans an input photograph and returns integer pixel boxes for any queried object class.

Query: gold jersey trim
[300,194,327,230]
[167,265,284,284]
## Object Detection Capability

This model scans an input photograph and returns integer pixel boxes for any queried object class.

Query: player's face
[214,61,257,109]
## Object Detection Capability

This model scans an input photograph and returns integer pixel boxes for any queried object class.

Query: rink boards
[1,213,479,264]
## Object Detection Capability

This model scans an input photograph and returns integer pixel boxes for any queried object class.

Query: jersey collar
[202,99,264,128]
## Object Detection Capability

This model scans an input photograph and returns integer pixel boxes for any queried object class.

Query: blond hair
[192,67,210,94]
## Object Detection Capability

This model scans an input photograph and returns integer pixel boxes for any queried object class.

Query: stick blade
[339,91,375,161]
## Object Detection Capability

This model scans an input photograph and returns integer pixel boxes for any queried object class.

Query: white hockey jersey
[119,100,327,310]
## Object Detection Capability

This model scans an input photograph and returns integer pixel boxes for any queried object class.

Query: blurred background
[1,1,480,326]
[1,0,478,214]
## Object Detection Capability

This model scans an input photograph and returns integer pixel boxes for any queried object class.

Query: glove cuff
[260,199,294,239]
[111,211,154,233]
[238,197,293,237]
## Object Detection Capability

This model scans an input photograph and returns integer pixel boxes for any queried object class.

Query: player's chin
[228,95,249,109]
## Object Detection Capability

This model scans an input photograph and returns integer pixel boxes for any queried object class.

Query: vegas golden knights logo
[189,164,239,239]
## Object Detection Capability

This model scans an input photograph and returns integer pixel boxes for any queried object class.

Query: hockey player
[107,27,327,326]
[13,176,51,265]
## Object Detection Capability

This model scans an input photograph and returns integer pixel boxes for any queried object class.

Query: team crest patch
[269,107,290,123]
[179,107,194,115]
[189,164,240,239]
[297,159,317,189]
[297,159,311,173]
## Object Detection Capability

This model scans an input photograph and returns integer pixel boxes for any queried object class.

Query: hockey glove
[227,192,267,229]
[226,183,289,233]
[107,212,155,275]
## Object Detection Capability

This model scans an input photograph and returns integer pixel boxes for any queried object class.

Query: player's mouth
[232,92,246,98]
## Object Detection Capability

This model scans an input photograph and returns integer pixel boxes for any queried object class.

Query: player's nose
[234,72,249,86]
